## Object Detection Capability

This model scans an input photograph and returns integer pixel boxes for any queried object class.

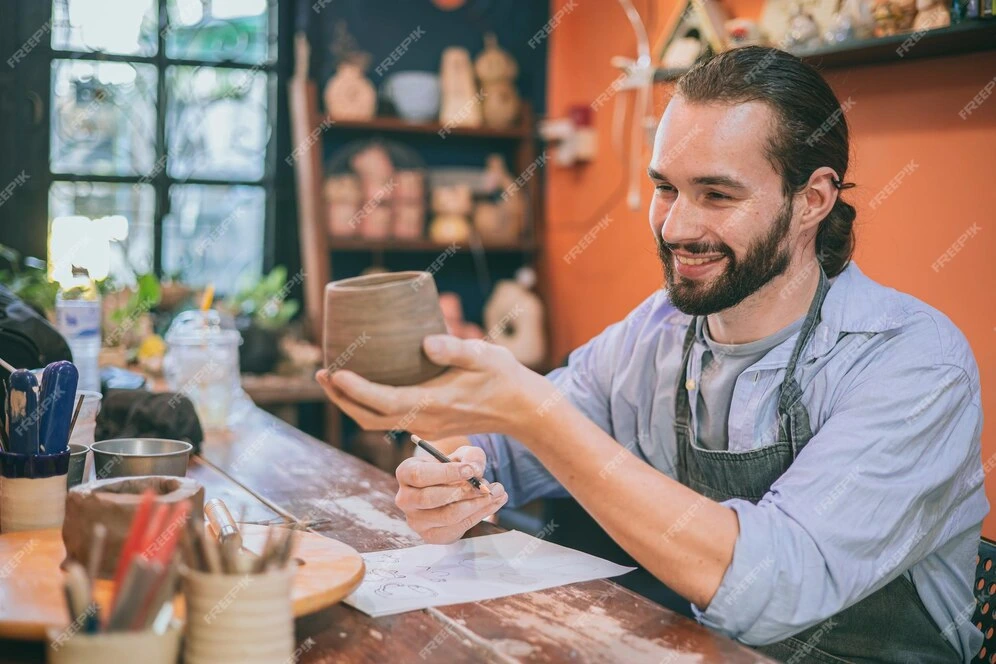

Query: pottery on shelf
[871,0,917,35]
[324,175,361,237]
[912,0,951,30]
[474,154,524,244]
[324,59,376,122]
[483,267,546,370]
[475,34,521,129]
[382,72,440,122]
[429,184,472,244]
[439,47,482,128]
[324,271,448,386]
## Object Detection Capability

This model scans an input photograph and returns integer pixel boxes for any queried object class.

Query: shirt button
[686,379,696,391]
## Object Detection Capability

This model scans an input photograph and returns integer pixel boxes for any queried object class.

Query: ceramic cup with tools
[183,565,295,664]
[46,624,182,664]
[324,271,448,386]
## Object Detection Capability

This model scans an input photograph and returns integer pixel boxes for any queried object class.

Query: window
[47,0,277,294]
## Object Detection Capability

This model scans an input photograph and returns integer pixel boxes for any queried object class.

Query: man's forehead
[650,97,776,177]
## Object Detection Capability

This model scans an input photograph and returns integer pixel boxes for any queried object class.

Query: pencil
[410,435,491,495]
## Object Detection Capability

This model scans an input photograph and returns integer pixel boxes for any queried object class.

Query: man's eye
[655,183,675,193]
[707,191,732,200]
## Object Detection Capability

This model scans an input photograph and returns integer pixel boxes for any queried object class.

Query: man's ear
[798,167,839,237]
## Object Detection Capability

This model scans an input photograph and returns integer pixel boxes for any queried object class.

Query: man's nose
[660,194,708,247]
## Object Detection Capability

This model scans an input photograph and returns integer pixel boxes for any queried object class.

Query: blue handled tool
[6,370,39,456]
[38,361,79,454]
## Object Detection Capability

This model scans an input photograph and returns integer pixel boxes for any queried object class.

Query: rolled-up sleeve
[469,297,659,508]
[695,346,987,646]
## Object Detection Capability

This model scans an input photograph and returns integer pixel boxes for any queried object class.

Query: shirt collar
[683,262,907,372]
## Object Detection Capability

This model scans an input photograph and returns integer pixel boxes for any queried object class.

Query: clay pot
[182,566,294,664]
[0,474,66,533]
[47,624,182,664]
[324,272,448,386]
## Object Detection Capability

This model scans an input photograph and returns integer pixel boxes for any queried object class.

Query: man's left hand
[315,335,553,440]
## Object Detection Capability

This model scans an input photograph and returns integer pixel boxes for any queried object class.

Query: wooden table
[0,406,772,663]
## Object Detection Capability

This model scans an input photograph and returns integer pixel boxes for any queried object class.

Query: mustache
[657,239,735,259]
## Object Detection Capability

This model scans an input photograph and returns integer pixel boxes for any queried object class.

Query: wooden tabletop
[0,406,772,663]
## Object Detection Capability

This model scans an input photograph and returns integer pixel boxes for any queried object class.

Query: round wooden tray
[0,524,365,641]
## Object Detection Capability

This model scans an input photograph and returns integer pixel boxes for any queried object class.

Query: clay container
[182,566,295,664]
[324,271,447,386]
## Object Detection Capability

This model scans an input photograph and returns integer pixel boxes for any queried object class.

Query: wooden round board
[0,524,365,641]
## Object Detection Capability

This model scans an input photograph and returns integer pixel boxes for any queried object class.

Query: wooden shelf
[328,238,535,252]
[654,20,996,82]
[320,115,531,139]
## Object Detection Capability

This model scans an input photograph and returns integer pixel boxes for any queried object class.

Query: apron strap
[776,265,831,455]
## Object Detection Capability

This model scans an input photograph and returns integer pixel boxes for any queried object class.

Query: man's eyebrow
[646,169,749,191]
[691,175,748,191]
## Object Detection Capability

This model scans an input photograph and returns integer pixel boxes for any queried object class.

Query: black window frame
[45,0,281,285]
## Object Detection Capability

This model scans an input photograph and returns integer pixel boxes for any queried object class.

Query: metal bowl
[90,439,192,480]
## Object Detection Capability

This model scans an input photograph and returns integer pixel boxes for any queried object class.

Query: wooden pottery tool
[323,271,448,385]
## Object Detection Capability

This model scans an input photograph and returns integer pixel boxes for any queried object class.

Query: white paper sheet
[343,530,636,617]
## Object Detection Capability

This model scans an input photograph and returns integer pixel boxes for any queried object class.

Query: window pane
[163,185,265,294]
[52,0,158,56]
[166,66,268,181]
[48,181,155,286]
[51,60,158,177]
[165,0,272,65]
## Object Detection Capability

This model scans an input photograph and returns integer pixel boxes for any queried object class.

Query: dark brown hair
[676,46,856,277]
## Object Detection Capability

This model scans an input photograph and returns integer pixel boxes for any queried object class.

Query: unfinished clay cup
[324,271,448,386]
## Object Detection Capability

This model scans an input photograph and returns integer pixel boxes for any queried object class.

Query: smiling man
[317,47,987,662]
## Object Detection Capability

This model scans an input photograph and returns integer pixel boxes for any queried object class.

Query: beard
[658,197,794,316]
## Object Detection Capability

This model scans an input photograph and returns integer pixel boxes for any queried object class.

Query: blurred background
[0,0,993,536]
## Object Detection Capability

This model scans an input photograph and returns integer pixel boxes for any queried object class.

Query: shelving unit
[288,37,547,360]
[654,20,996,82]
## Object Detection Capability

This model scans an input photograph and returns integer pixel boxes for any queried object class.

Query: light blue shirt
[469,263,987,660]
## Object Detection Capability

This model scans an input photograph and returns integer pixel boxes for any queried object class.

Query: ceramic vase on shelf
[439,47,482,128]
[324,175,361,237]
[324,57,376,122]
[392,170,426,240]
[474,34,521,129]
[474,154,524,244]
[429,185,473,244]
[483,267,546,370]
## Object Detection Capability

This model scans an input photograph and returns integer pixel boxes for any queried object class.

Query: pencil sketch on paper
[344,530,635,618]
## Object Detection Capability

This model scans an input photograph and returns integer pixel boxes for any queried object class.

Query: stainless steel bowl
[90,438,192,479]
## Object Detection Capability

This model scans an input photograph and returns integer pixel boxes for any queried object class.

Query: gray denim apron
[673,268,961,663]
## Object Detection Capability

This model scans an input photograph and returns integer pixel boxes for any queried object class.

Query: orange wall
[544,0,996,534]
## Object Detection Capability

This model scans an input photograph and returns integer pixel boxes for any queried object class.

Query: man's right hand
[395,445,508,544]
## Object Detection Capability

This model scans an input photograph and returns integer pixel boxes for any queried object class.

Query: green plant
[109,272,162,326]
[0,244,60,316]
[225,266,300,331]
